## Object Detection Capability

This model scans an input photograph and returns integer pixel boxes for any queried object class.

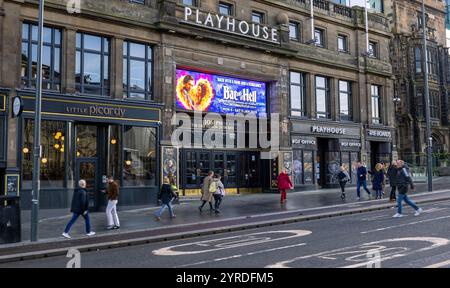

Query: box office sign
[182,7,279,44]
[21,96,160,123]
[176,69,267,116]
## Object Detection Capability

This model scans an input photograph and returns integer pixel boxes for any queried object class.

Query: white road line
[425,259,450,268]
[360,215,450,234]
[175,243,307,268]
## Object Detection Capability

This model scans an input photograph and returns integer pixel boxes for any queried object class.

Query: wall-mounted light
[60,148,64,153]
[77,151,81,157]
[23,147,29,154]
[125,160,132,166]
[111,139,117,145]
[41,158,48,164]
[54,144,60,149]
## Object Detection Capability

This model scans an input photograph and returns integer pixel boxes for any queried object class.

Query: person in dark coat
[277,169,293,203]
[337,166,350,200]
[393,160,423,218]
[387,160,398,201]
[62,180,95,239]
[372,163,385,199]
[356,162,371,200]
[154,177,178,221]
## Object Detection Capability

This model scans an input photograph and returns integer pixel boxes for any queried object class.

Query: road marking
[266,237,449,268]
[175,243,307,268]
[153,230,312,256]
[425,259,450,268]
[360,215,450,234]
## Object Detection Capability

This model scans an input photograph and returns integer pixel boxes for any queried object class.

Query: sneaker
[155,215,161,221]
[414,208,423,216]
[392,213,404,218]
[357,197,361,201]
[62,232,71,239]
[171,215,176,219]
[86,232,96,236]
[113,226,120,230]
[198,206,202,212]
[106,226,114,230]
[341,194,346,200]
[215,209,221,214]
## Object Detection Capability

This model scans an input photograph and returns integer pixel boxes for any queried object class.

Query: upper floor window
[252,11,265,24]
[76,33,110,96]
[427,48,437,76]
[430,91,440,119]
[339,80,352,121]
[314,28,325,47]
[123,41,153,100]
[182,0,197,6]
[219,2,233,16]
[315,76,330,119]
[368,41,378,58]
[290,71,306,117]
[371,85,382,124]
[415,47,422,74]
[337,34,348,52]
[129,0,145,4]
[289,22,300,42]
[21,23,61,91]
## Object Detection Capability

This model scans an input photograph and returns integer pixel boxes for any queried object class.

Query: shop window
[21,23,61,91]
[303,151,314,184]
[123,41,153,100]
[22,120,66,189]
[339,80,352,121]
[371,85,382,124]
[123,126,157,187]
[290,71,306,117]
[76,33,110,96]
[107,125,121,180]
[315,76,330,119]
[76,125,97,158]
[293,150,303,186]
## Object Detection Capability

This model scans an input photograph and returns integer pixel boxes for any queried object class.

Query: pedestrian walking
[356,162,371,200]
[105,176,120,230]
[387,160,398,201]
[199,171,215,212]
[62,180,95,239]
[392,160,423,218]
[213,174,226,214]
[277,169,293,203]
[371,163,385,199]
[154,177,178,221]
[337,166,350,200]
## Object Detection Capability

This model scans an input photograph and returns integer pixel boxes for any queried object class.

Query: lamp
[23,147,30,154]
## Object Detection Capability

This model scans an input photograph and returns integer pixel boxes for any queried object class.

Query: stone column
[65,29,77,94]
[113,37,124,100]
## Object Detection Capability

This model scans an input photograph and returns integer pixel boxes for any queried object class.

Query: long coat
[277,173,293,190]
[70,188,89,214]
[201,176,214,202]
[372,170,385,191]
[387,165,397,187]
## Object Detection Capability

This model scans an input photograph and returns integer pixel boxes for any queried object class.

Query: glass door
[197,152,211,187]
[225,153,237,188]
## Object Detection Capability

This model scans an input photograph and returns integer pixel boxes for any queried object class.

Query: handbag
[209,181,217,193]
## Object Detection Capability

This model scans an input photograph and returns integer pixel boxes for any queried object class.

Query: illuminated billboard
[176,69,267,115]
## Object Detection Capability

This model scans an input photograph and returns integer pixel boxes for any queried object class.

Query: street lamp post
[421,0,433,192]
[31,0,45,242]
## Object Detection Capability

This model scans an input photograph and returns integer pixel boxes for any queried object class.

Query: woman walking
[213,174,225,214]
[372,163,385,200]
[337,166,350,200]
[199,171,215,212]
[154,177,178,221]
[277,169,293,204]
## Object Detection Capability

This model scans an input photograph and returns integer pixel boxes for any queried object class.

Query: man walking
[356,162,371,200]
[387,160,398,202]
[106,176,120,230]
[199,171,215,212]
[62,180,95,239]
[392,160,423,218]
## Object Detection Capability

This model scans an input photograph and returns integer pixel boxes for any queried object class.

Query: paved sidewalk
[17,176,450,242]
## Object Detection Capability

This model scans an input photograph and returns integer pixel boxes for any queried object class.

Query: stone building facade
[0,0,394,209]
[387,0,450,167]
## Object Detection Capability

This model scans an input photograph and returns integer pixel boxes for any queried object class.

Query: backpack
[209,181,217,193]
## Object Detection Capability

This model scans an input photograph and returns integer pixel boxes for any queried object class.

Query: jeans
[375,190,383,199]
[214,194,223,210]
[356,180,371,197]
[199,200,214,210]
[390,186,397,200]
[64,213,91,234]
[397,193,419,214]
[106,200,120,227]
[155,200,174,218]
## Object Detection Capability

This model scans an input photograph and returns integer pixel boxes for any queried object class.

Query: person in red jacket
[277,169,293,203]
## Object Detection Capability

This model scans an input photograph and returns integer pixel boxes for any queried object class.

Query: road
[3,199,450,268]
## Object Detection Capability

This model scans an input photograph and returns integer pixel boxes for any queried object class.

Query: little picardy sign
[182,7,280,44]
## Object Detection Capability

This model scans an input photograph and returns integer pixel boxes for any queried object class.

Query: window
[338,35,348,52]
[315,76,330,119]
[123,126,157,187]
[430,91,440,119]
[123,41,153,100]
[339,80,352,121]
[371,85,382,124]
[219,2,233,16]
[21,23,61,91]
[182,0,197,6]
[289,22,300,41]
[76,33,110,96]
[415,47,422,74]
[290,72,306,117]
[427,48,437,76]
[314,28,325,47]
[0,117,5,161]
[368,41,378,58]
[252,11,264,24]
[22,120,66,189]
[130,0,144,4]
